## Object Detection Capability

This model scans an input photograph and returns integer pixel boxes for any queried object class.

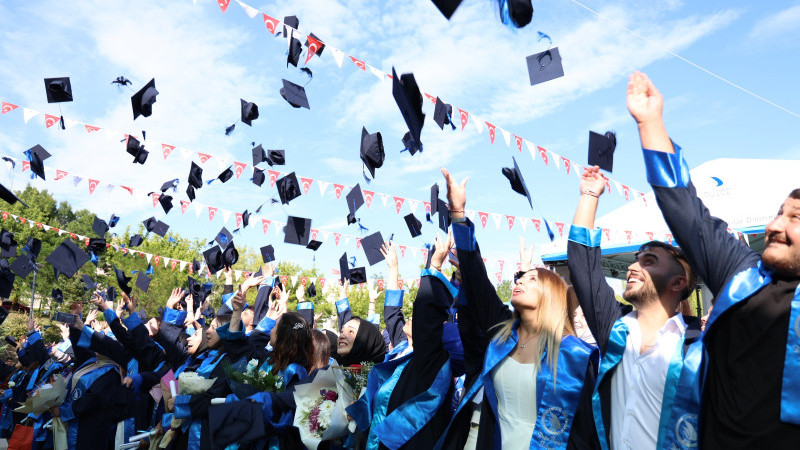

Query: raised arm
[380,241,408,346]
[627,71,759,295]
[335,280,354,332]
[568,166,629,353]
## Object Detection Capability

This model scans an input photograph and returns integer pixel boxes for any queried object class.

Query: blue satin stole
[704,261,800,425]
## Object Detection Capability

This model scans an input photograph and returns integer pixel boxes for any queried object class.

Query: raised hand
[296,285,306,302]
[380,241,398,270]
[338,279,350,300]
[165,288,183,310]
[367,285,381,304]
[519,236,536,273]
[266,297,286,321]
[580,166,606,197]
[85,309,98,328]
[431,231,454,271]
[90,293,107,311]
[231,290,246,312]
[241,274,267,293]
[626,71,663,125]
[70,302,84,329]
[441,167,468,220]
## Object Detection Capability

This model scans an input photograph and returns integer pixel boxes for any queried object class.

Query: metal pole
[29,269,36,321]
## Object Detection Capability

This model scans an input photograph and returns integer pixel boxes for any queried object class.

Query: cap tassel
[362,165,372,184]
[145,265,154,275]
[446,112,456,130]
[426,212,433,224]
[89,252,99,265]
[59,116,65,130]
[349,256,357,268]
[225,124,236,136]
[357,218,369,234]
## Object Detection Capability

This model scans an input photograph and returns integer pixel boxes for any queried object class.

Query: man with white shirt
[567,165,702,450]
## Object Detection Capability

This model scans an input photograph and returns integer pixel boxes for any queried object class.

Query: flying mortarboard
[0,261,13,298]
[241,99,259,126]
[217,167,234,183]
[114,265,132,295]
[81,274,97,291]
[346,184,365,216]
[284,216,311,246]
[433,97,455,130]
[223,242,238,267]
[306,240,322,251]
[588,131,617,173]
[188,162,203,189]
[430,183,439,217]
[92,216,109,237]
[131,78,158,119]
[136,273,151,292]
[51,288,63,303]
[501,157,533,209]
[252,168,265,187]
[306,282,317,298]
[125,136,149,164]
[283,15,299,35]
[45,238,90,278]
[10,254,34,278]
[203,245,224,274]
[280,79,310,109]
[260,245,275,263]
[25,237,41,259]
[401,132,420,156]
[241,210,251,228]
[87,238,107,255]
[158,194,174,214]
[186,185,196,201]
[349,267,367,284]
[360,127,385,180]
[404,213,422,238]
[504,0,534,28]
[431,0,463,19]
[287,36,302,67]
[106,286,117,303]
[526,47,564,86]
[44,77,73,103]
[108,214,120,228]
[360,232,386,266]
[276,172,302,204]
[0,184,27,207]
[0,229,17,258]
[215,227,234,249]
[437,198,451,232]
[392,67,425,154]
[266,150,285,167]
[252,145,267,166]
[339,253,350,284]
[25,145,51,180]
[129,234,143,247]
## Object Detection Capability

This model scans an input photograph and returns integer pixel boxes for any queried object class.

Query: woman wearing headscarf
[435,168,599,450]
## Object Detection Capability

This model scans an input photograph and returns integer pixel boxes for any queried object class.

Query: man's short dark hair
[789,188,800,200]
[638,241,698,300]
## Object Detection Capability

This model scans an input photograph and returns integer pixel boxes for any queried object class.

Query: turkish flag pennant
[208,207,218,222]
[424,93,437,104]
[666,233,673,245]
[84,238,90,247]
[162,144,175,160]
[423,202,431,214]
[44,114,60,128]
[280,275,290,286]
[310,229,319,241]
[506,215,515,230]
[420,249,428,262]
[356,238,362,249]
[350,56,366,71]
[478,212,489,228]
[458,109,469,130]
[377,279,385,290]
[639,192,648,206]
[267,170,280,188]
[171,260,178,271]
[397,280,404,289]
[532,219,542,232]
[623,185,631,202]
[300,177,314,194]
[555,222,565,236]
[399,245,407,258]
[514,135,523,152]
[154,255,161,266]
[21,161,30,172]
[1,102,19,114]
[197,153,212,164]
[88,179,99,195]
[393,196,405,214]
[495,272,503,283]
[233,161,247,179]
[305,35,324,65]
[363,190,374,207]
[486,122,496,144]
[180,200,190,214]
[562,157,571,174]
[602,175,611,196]
[333,184,344,200]
[217,0,230,13]
[262,13,279,34]
[1,212,8,221]
[602,228,610,241]
[334,233,341,246]
[646,231,655,241]
[262,219,271,234]
[120,186,133,195]
[235,212,243,228]
[318,278,326,290]
[151,193,161,208]
[84,124,101,133]
[625,230,632,243]
[537,146,549,165]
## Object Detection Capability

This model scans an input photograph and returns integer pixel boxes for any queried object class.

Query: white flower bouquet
[293,368,350,449]
[177,372,216,395]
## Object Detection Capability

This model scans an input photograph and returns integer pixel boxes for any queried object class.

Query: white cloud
[749,4,800,41]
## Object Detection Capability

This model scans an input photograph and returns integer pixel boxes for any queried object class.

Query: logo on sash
[541,407,569,436]
[675,413,698,448]
[70,388,83,401]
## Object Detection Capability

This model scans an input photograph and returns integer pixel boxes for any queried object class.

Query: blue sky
[0,0,798,284]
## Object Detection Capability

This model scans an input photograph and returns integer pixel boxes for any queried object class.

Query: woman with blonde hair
[436,168,598,450]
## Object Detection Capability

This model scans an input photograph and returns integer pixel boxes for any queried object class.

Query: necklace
[518,333,537,350]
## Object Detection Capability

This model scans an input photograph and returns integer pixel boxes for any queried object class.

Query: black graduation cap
[158,194,174,214]
[430,183,439,216]
[283,15,299,35]
[401,132,420,156]
[0,229,17,258]
[45,238,90,278]
[186,185,196,201]
[25,237,41,259]
[114,265,132,295]
[287,36,302,67]
[505,0,534,27]
[106,286,117,303]
[125,136,149,164]
[203,245,224,274]
[208,400,266,449]
[392,67,425,154]
[51,288,63,304]
[136,273,151,292]
[404,213,422,238]
[241,99,259,126]
[188,162,203,189]
[346,184,365,217]
[108,214,120,228]
[306,282,317,298]
[187,276,211,303]
[526,47,564,86]
[276,172,302,204]
[501,157,532,209]
[92,216,109,237]
[192,259,202,273]
[266,150,285,167]
[305,32,325,56]
[306,240,322,251]
[433,97,455,130]
[588,130,617,173]
[131,78,158,119]
[142,217,158,233]
[252,145,267,166]
[0,306,8,326]
[284,216,311,246]
[360,127,385,179]
[252,168,265,187]
[339,253,350,284]
[0,261,13,298]
[0,183,27,207]
[280,79,310,109]
[160,179,178,192]
[81,274,97,291]
[361,232,386,266]
[25,145,51,180]
[223,242,238,267]
[431,0,463,19]
[44,77,73,103]
[87,238,107,255]
[218,167,234,183]
[260,245,275,263]
[10,254,34,278]
[241,210,251,228]
[129,234,143,247]
[215,227,234,248]
[437,198,451,232]
[153,220,169,237]
[349,267,367,284]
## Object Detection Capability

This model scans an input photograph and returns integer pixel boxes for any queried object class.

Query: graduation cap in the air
[431,0,463,19]
[241,210,251,228]
[349,267,367,284]
[186,185,196,201]
[241,99,259,126]
[113,265,132,295]
[306,240,322,251]
[392,67,425,154]
[437,198,451,232]
[306,282,317,298]
[501,157,533,209]
[208,400,266,449]
[252,145,267,166]
[287,35,302,67]
[215,227,234,249]
[339,253,350,284]
[284,216,311,246]
[430,183,440,217]
[87,238,107,255]
[361,231,386,266]
[92,216,109,237]
[106,286,117,303]
[160,179,179,193]
[0,261,13,298]
[404,213,422,238]
[588,130,617,173]
[0,229,17,258]
[223,242,238,267]
[10,254,35,278]
[203,245,224,274]
[44,77,73,104]
[526,47,564,86]
[125,136,149,164]
[345,184,365,224]
[51,288,63,304]
[433,97,456,130]
[503,0,534,27]
[217,167,234,183]
[0,183,27,207]
[24,145,51,180]
[25,237,41,259]
[266,150,285,167]
[129,234,143,247]
[305,32,325,57]
[280,79,310,109]
[108,214,119,228]
[131,78,158,119]
[157,194,174,214]
[185,163,203,192]
[81,274,97,291]
[187,276,210,304]
[252,168,265,187]
[136,273,151,292]
[143,217,169,237]
[360,127,384,181]
[401,131,421,156]
[276,172,302,204]
[46,238,90,278]
[260,245,275,263]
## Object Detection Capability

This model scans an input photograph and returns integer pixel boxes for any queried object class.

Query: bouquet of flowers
[177,372,216,395]
[224,358,284,399]
[293,368,350,449]
[336,361,374,400]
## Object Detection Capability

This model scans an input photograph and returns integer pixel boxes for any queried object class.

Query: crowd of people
[0,72,797,450]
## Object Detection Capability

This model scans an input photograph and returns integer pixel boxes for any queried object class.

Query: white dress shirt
[609,312,686,450]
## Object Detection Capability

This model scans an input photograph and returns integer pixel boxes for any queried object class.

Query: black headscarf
[334,317,386,366]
